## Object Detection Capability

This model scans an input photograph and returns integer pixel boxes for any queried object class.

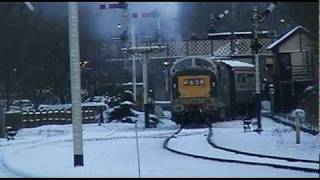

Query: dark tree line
[0,2,70,108]
[0,2,111,108]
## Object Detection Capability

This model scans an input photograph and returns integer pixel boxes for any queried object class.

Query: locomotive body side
[217,60,256,120]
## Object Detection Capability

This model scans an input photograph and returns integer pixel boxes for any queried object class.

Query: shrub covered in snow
[120,90,134,103]
[300,85,318,128]
[148,114,160,125]
[108,102,136,121]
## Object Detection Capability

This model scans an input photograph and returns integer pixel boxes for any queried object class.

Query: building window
[278,53,291,81]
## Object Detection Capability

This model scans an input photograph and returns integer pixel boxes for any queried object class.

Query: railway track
[163,124,319,174]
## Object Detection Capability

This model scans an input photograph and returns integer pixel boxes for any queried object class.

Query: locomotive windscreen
[178,75,211,98]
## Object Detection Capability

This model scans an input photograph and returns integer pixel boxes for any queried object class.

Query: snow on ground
[170,129,317,169]
[0,114,318,177]
[211,117,319,161]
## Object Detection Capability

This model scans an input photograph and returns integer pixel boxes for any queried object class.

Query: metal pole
[143,53,149,128]
[252,7,262,133]
[156,13,161,43]
[134,121,141,177]
[165,68,169,100]
[131,15,137,102]
[68,2,84,167]
[0,100,5,138]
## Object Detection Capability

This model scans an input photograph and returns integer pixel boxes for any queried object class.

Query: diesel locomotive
[170,56,256,124]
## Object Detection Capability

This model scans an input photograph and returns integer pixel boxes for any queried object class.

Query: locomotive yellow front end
[178,75,211,98]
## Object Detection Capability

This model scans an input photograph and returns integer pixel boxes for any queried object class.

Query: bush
[301,86,318,127]
[108,102,136,121]
[120,90,134,103]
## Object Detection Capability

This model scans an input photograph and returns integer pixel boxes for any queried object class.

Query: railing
[270,112,319,135]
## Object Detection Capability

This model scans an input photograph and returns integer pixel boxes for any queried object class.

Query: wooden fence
[5,109,97,131]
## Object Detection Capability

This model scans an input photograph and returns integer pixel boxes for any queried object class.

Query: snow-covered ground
[0,114,318,177]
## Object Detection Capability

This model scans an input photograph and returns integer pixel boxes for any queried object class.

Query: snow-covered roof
[124,90,133,94]
[220,60,254,68]
[234,31,269,35]
[82,102,107,107]
[267,26,311,50]
[120,101,134,105]
[208,31,269,36]
[208,32,232,36]
[154,101,171,104]
[122,82,144,86]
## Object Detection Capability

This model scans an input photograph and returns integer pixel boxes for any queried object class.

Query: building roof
[267,26,312,50]
[220,60,254,68]
[208,31,269,37]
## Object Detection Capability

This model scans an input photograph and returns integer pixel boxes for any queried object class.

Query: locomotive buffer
[122,45,166,128]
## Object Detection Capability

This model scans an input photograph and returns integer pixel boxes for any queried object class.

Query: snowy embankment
[0,115,318,177]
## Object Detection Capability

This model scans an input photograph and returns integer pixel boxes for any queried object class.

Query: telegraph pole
[68,2,84,166]
[122,46,166,128]
[142,52,149,128]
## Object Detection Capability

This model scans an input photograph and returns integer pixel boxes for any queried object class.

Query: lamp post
[131,15,137,102]
[163,61,170,100]
[251,2,277,134]
[22,2,84,166]
[68,2,84,167]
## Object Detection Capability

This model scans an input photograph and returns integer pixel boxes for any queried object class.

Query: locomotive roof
[219,60,254,68]
[170,56,215,75]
